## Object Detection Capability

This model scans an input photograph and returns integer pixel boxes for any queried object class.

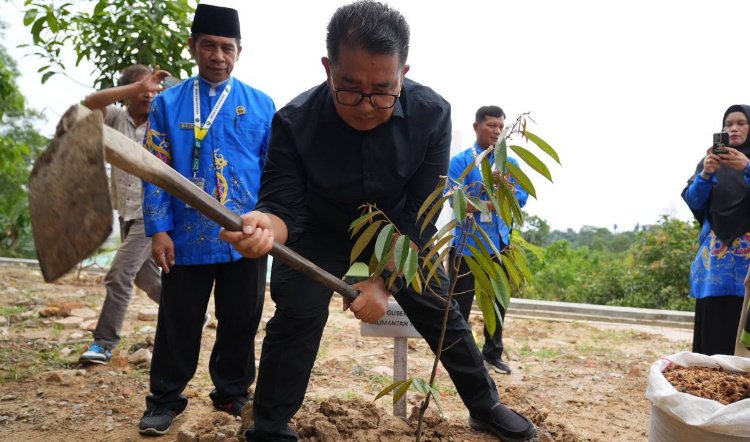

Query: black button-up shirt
[256,78,451,250]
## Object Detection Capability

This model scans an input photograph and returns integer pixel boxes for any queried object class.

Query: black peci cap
[191,4,241,39]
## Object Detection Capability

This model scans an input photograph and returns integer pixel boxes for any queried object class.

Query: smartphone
[712,132,729,154]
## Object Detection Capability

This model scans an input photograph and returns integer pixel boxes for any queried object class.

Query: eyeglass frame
[329,77,403,109]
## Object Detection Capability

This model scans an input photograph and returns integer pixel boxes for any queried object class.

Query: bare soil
[0,264,693,441]
[664,366,750,405]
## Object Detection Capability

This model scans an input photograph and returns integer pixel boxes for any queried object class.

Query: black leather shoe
[485,358,512,375]
[138,408,177,435]
[213,395,250,417]
[469,403,538,442]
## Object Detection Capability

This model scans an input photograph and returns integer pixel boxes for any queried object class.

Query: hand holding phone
[712,132,729,154]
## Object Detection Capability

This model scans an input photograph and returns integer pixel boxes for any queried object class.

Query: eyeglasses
[331,85,401,109]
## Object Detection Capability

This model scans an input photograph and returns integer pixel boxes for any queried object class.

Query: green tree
[618,216,698,310]
[0,42,48,257]
[22,0,196,89]
[518,211,551,246]
[520,216,698,311]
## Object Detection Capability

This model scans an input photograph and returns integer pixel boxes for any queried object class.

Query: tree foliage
[0,43,48,257]
[519,215,699,311]
[22,0,196,89]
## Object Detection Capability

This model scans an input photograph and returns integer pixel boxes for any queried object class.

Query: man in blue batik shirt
[138,4,275,435]
[448,105,528,376]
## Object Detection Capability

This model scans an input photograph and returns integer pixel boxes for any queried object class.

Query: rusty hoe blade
[28,106,113,282]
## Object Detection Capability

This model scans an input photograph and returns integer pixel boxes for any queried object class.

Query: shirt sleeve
[683,173,715,210]
[255,112,306,235]
[142,98,174,236]
[394,105,452,250]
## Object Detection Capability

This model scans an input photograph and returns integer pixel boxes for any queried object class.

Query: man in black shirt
[221,1,538,441]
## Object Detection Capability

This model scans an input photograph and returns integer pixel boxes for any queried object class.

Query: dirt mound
[289,396,579,442]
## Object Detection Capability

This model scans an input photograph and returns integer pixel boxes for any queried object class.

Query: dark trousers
[449,249,505,361]
[146,257,266,413]
[692,295,743,356]
[246,232,499,441]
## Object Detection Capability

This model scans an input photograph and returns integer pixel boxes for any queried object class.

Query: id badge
[186,177,205,209]
[191,177,205,190]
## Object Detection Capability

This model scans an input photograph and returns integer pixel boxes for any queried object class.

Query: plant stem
[415,245,461,441]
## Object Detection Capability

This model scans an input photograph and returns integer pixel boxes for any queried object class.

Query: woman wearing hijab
[682,104,750,356]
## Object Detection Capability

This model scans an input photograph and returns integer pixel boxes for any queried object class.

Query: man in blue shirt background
[138,4,275,435]
[448,105,529,375]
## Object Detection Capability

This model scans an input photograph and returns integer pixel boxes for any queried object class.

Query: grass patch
[0,306,25,316]
[0,339,72,383]
[516,344,563,359]
[368,373,392,386]
[342,391,362,401]
[574,343,611,354]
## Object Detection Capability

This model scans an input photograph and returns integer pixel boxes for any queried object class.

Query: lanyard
[192,77,232,178]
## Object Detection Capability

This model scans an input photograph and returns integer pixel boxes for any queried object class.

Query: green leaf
[463,256,494,310]
[524,130,561,164]
[429,385,444,414]
[505,161,536,199]
[467,196,490,218]
[424,234,454,265]
[349,209,379,236]
[410,269,423,294]
[420,194,448,234]
[393,379,413,403]
[417,178,447,222]
[403,248,418,286]
[47,13,59,33]
[30,17,46,43]
[477,289,496,336]
[457,155,476,182]
[425,246,450,287]
[499,254,521,287]
[452,188,468,222]
[374,380,409,402]
[480,156,494,196]
[412,377,429,395]
[472,224,503,258]
[510,246,532,281]
[499,181,523,225]
[393,235,409,272]
[374,224,395,262]
[511,230,545,262]
[467,243,500,280]
[495,138,508,173]
[371,250,393,279]
[424,219,456,251]
[94,0,107,16]
[23,9,38,27]
[350,220,383,264]
[40,71,55,84]
[490,264,511,309]
[509,144,552,182]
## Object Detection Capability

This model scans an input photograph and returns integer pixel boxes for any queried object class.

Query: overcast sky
[5,0,748,232]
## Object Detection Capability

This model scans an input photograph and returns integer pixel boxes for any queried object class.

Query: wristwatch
[380,269,405,294]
